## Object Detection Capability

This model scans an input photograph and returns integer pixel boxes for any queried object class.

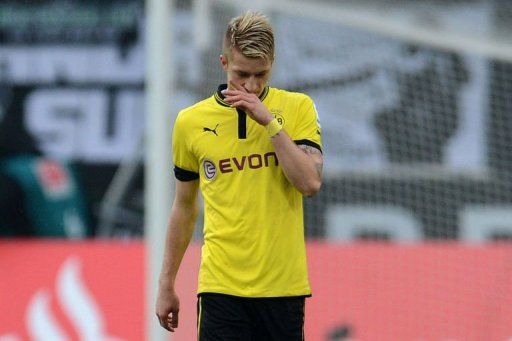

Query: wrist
[260,115,274,126]
[158,274,175,288]
[265,118,283,138]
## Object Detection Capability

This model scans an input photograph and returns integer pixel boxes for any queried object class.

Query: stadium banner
[0,240,145,341]
[2,240,512,340]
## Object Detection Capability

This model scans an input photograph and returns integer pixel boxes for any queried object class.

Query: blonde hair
[223,11,275,62]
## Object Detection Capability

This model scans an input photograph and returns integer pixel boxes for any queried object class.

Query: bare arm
[223,81,323,196]
[271,131,323,196]
[156,179,199,332]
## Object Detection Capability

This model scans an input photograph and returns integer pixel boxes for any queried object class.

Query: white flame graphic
[1,257,123,341]
[27,290,67,340]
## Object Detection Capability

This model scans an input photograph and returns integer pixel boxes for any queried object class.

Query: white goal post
[145,0,174,340]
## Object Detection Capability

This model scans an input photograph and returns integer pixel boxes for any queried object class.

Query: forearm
[271,129,322,197]
[221,83,322,196]
[159,201,199,288]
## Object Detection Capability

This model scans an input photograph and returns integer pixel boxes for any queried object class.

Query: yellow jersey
[172,84,322,297]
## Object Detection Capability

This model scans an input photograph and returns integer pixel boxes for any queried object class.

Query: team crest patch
[272,112,285,126]
[203,159,217,181]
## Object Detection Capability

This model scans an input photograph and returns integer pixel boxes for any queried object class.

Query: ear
[220,54,228,71]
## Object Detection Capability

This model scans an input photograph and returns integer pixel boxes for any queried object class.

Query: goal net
[191,0,512,339]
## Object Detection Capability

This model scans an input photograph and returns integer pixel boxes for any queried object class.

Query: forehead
[229,49,272,72]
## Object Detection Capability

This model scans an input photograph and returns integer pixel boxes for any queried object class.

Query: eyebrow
[234,69,269,76]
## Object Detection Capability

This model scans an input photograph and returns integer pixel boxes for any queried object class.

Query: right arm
[155,178,199,332]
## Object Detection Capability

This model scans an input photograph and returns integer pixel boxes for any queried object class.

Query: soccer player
[156,11,323,340]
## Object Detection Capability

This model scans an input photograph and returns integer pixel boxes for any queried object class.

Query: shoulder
[178,96,214,118]
[269,87,314,105]
[175,96,215,125]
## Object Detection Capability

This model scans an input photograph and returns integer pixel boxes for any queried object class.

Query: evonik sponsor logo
[203,159,217,181]
[202,152,279,181]
[218,152,278,174]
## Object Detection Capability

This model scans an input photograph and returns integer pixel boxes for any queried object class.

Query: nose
[243,76,259,94]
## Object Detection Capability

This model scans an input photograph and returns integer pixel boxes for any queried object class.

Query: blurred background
[2,0,512,340]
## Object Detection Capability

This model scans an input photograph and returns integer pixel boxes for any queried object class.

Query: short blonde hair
[223,11,275,62]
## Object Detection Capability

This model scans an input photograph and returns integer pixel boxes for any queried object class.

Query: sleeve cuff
[294,139,323,154]
[174,166,199,181]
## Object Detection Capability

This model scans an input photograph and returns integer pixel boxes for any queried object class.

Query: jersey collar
[214,84,270,107]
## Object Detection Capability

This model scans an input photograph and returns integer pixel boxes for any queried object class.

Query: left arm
[223,81,323,197]
[270,129,322,196]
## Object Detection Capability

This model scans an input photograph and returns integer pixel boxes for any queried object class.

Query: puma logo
[203,124,219,136]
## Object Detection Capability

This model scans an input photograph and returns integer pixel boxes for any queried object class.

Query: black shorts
[197,293,306,341]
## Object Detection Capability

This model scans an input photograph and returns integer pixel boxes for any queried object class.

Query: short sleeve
[172,113,199,181]
[293,95,323,152]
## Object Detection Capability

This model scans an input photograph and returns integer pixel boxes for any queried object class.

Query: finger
[221,89,236,97]
[229,80,248,93]
[223,95,245,108]
[231,100,251,110]
[224,94,248,104]
[157,315,171,331]
[222,94,236,102]
[171,311,179,328]
[164,314,178,332]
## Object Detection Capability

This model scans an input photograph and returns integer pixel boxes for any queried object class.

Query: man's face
[220,48,272,96]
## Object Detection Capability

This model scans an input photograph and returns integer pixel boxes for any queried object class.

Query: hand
[155,285,180,332]
[222,81,273,126]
